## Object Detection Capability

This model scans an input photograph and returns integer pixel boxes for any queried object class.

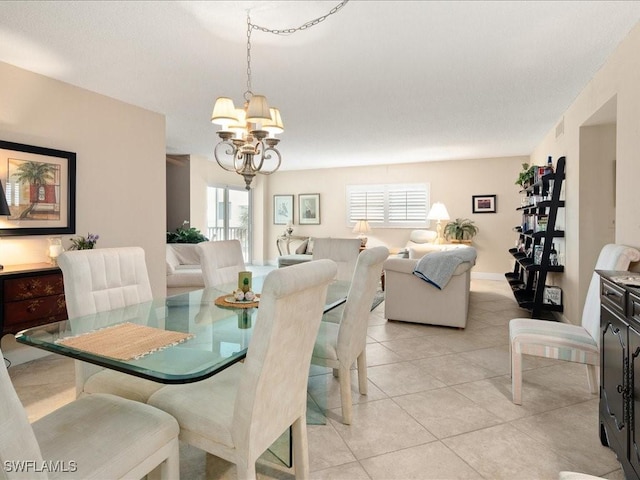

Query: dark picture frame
[273,194,294,225]
[472,194,497,214]
[0,140,76,236]
[299,193,320,225]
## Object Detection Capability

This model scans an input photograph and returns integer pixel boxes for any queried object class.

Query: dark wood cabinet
[0,263,68,336]
[598,271,640,480]
[505,156,565,318]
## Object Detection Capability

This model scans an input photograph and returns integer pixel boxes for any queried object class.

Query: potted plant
[516,163,536,188]
[166,221,209,243]
[444,218,479,244]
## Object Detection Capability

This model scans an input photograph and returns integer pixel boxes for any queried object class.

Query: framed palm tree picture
[0,140,76,236]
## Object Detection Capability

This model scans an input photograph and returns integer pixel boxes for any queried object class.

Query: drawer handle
[617,384,624,394]
[604,291,621,298]
[26,305,36,313]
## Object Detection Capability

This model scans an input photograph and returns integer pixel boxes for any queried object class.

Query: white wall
[265,156,526,277]
[531,21,640,323]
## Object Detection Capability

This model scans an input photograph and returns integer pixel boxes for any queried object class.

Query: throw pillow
[295,239,309,254]
[306,237,315,255]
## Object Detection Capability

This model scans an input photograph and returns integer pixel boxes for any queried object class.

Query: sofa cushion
[170,243,202,265]
[278,254,313,268]
[295,239,309,254]
[409,230,437,244]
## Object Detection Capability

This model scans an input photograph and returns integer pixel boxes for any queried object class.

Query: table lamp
[0,180,11,270]
[352,219,371,247]
[427,202,450,244]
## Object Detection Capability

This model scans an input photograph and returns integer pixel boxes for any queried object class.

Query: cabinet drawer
[3,274,64,301]
[4,294,67,326]
[601,279,626,316]
[629,291,640,325]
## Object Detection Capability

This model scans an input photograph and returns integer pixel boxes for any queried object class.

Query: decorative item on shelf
[444,218,478,244]
[0,179,10,270]
[69,232,99,250]
[166,221,209,243]
[543,286,562,306]
[533,245,543,265]
[549,243,559,266]
[515,163,536,188]
[544,156,554,175]
[427,202,450,244]
[48,237,64,265]
[537,215,548,232]
[210,2,349,190]
[285,222,294,236]
[352,219,371,247]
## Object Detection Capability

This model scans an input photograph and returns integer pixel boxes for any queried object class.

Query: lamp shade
[262,107,284,135]
[246,94,272,123]
[352,220,371,235]
[427,202,450,221]
[211,97,238,127]
[0,180,10,216]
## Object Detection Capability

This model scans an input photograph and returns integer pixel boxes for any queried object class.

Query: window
[346,183,430,228]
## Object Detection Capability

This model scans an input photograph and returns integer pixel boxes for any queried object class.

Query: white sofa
[166,244,205,294]
[383,248,475,328]
[277,235,313,267]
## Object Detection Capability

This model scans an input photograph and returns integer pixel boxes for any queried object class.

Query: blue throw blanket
[413,247,477,289]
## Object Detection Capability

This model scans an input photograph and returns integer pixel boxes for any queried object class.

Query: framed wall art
[0,140,77,236]
[472,194,497,214]
[299,193,320,225]
[273,194,294,225]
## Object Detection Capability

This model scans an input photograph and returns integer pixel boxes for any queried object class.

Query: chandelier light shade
[211,97,238,128]
[427,202,450,244]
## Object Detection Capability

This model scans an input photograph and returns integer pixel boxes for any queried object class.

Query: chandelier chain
[249,0,349,35]
[245,14,253,99]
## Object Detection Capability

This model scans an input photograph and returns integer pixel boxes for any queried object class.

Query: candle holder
[48,237,64,265]
[238,271,252,293]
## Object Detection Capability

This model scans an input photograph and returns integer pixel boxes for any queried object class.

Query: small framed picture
[472,194,497,214]
[299,193,320,225]
[273,194,294,225]
[543,286,562,306]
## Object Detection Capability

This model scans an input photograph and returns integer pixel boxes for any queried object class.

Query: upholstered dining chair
[148,259,338,479]
[510,243,640,405]
[196,239,246,287]
[312,246,389,424]
[57,247,163,402]
[312,237,362,282]
[0,346,179,480]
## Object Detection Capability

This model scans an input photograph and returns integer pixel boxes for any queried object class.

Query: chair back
[57,247,153,318]
[232,259,337,459]
[312,238,361,282]
[582,244,640,342]
[196,240,246,287]
[0,348,47,479]
[337,247,389,360]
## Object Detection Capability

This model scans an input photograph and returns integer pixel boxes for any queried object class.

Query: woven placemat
[56,322,194,361]
[214,294,260,309]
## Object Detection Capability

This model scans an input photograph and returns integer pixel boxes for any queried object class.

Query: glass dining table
[15,276,350,384]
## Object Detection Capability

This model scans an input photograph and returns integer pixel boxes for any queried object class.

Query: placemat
[214,294,260,309]
[56,322,194,360]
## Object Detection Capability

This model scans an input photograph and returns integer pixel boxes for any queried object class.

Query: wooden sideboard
[0,263,68,336]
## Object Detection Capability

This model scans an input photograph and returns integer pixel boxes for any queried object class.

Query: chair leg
[236,460,257,480]
[356,350,368,396]
[511,340,523,405]
[338,365,353,424]
[586,364,599,394]
[292,416,309,479]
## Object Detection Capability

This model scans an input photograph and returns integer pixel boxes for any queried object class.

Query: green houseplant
[444,218,479,243]
[166,221,209,244]
[516,163,536,188]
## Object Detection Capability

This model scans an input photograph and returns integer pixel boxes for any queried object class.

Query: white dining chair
[510,243,640,405]
[0,346,179,480]
[312,237,362,282]
[57,247,163,402]
[311,246,389,424]
[196,239,246,287]
[148,259,338,479]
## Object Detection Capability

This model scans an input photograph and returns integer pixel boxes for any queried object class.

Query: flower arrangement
[69,233,99,250]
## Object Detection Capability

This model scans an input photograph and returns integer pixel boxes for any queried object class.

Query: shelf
[521,230,565,240]
[513,289,564,312]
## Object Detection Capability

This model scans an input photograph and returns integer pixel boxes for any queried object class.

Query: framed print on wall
[273,194,294,225]
[299,193,320,225]
[0,140,76,236]
[472,194,497,214]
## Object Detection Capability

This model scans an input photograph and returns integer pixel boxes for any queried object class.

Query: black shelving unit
[505,156,566,318]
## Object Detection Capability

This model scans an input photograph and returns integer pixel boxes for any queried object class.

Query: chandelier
[210,1,349,190]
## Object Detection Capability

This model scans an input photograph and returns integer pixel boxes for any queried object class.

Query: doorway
[207,186,251,263]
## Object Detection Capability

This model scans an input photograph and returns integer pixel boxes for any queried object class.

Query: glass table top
[16,277,350,384]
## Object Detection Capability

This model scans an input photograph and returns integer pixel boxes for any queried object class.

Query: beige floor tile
[364,341,405,366]
[307,371,388,413]
[367,361,446,397]
[443,423,583,479]
[330,398,436,459]
[412,353,499,386]
[308,424,357,472]
[360,441,483,479]
[394,387,503,438]
[367,321,432,342]
[310,461,371,479]
[379,335,455,361]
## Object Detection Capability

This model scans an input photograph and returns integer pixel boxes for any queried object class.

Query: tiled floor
[7,279,624,479]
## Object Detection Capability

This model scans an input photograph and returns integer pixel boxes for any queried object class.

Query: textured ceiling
[1,1,639,170]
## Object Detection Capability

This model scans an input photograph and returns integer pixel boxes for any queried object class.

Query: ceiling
[1,1,639,171]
